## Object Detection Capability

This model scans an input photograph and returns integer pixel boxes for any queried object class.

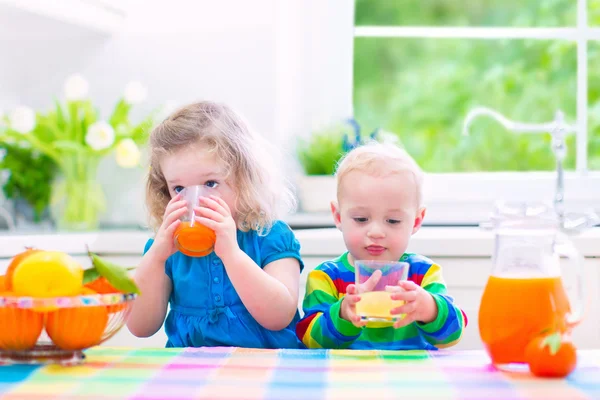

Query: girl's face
[160,145,238,220]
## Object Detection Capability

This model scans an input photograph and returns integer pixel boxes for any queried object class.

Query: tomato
[525,332,577,378]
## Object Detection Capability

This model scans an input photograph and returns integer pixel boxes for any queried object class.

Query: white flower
[115,138,141,168]
[64,74,89,101]
[8,106,36,134]
[85,121,115,151]
[124,81,147,104]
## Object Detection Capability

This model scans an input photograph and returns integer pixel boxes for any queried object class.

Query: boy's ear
[412,207,427,234]
[331,201,342,230]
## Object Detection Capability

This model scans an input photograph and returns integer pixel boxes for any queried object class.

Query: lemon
[12,251,84,298]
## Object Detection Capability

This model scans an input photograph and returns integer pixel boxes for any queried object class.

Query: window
[353,0,600,225]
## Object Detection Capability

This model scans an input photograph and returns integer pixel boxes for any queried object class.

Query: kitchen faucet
[462,106,598,233]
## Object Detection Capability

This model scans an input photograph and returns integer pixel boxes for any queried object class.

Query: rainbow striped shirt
[296,252,467,350]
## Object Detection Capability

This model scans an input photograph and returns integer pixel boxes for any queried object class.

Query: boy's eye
[174,186,184,194]
[387,219,401,225]
[204,180,219,189]
[353,217,368,223]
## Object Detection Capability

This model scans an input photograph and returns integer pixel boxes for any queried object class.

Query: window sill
[1,226,599,259]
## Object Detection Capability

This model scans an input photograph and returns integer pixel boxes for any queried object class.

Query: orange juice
[174,221,216,257]
[356,291,404,321]
[479,276,570,365]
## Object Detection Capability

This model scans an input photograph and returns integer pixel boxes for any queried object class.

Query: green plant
[297,120,389,175]
[0,144,57,222]
[0,75,159,230]
[353,0,600,172]
[297,124,346,176]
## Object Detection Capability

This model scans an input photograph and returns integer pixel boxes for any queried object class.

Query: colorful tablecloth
[1,347,599,399]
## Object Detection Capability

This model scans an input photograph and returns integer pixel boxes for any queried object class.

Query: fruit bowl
[0,292,137,365]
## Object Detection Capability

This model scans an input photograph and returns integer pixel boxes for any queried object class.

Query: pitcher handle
[555,234,585,329]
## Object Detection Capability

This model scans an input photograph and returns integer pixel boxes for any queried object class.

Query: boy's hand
[340,270,382,327]
[389,280,438,329]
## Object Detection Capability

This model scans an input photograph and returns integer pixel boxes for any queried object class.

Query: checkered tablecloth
[1,347,598,399]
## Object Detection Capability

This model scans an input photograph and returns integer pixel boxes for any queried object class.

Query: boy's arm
[296,268,362,349]
[416,263,468,348]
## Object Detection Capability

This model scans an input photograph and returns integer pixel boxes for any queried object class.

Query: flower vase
[50,155,106,231]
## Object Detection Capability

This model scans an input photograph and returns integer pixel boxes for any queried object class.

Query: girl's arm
[126,246,173,337]
[221,249,300,331]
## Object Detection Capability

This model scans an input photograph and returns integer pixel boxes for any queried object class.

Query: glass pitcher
[478,202,585,367]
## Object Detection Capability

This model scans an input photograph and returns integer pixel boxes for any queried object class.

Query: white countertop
[1,226,599,258]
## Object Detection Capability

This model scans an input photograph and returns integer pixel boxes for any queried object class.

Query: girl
[127,101,303,348]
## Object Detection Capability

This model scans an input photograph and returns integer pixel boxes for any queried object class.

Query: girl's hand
[194,195,239,258]
[151,193,187,262]
[389,280,438,329]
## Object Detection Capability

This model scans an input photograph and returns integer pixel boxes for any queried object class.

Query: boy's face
[331,170,426,265]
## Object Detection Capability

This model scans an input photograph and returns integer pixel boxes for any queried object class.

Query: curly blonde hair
[146,101,296,234]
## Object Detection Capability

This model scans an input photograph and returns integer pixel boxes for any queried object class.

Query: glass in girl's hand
[173,185,216,257]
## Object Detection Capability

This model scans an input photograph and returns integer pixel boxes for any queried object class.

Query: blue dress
[143,220,304,349]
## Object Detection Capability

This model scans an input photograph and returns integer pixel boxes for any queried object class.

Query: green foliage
[0,143,57,221]
[296,123,346,175]
[353,1,600,172]
[355,0,575,27]
[0,93,158,226]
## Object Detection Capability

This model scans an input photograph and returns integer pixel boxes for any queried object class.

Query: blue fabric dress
[143,220,304,349]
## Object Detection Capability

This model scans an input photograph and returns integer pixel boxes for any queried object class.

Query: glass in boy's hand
[355,260,409,323]
[173,185,217,257]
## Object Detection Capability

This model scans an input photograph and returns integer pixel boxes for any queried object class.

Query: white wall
[0,0,355,227]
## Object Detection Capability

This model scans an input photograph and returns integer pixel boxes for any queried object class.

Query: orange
[45,288,109,350]
[12,251,83,298]
[84,277,125,313]
[525,333,577,378]
[0,291,44,350]
[5,248,41,291]
[0,275,6,291]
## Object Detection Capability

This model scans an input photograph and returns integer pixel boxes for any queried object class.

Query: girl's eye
[387,219,401,225]
[174,186,184,194]
[205,180,219,189]
[353,217,368,223]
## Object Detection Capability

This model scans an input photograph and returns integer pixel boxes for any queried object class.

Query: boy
[296,142,467,349]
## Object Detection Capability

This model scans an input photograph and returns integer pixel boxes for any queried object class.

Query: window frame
[353,0,600,226]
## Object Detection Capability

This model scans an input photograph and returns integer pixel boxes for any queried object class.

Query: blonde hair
[335,141,425,207]
[146,101,296,234]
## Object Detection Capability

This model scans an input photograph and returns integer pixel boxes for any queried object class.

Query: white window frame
[353,0,600,225]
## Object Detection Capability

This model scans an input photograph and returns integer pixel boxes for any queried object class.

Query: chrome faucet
[462,106,598,233]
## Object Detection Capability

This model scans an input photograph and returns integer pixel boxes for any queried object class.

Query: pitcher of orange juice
[479,202,585,368]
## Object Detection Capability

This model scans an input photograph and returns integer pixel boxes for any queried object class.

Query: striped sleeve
[295,266,362,349]
[415,263,468,348]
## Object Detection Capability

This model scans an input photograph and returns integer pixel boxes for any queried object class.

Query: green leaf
[68,101,81,143]
[81,100,97,134]
[88,252,141,294]
[542,332,562,356]
[54,140,87,154]
[83,268,101,284]
[55,99,67,133]
[109,99,131,127]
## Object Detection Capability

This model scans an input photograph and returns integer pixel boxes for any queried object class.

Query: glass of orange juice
[173,185,217,257]
[355,260,409,323]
